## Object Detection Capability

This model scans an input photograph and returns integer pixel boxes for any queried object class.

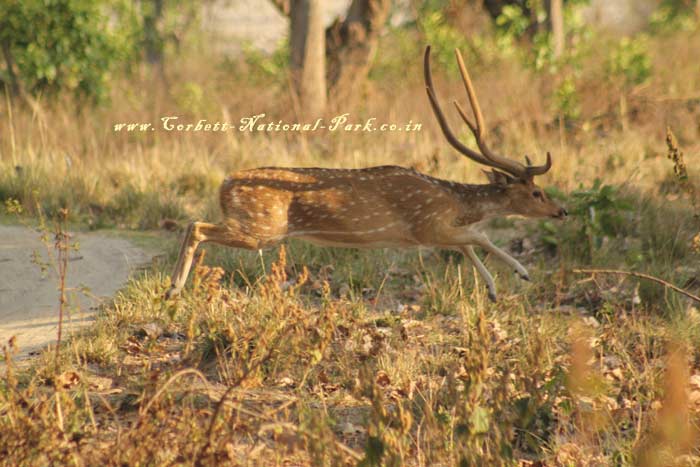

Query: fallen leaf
[55,371,80,389]
[376,370,390,387]
[276,377,295,388]
[86,375,113,391]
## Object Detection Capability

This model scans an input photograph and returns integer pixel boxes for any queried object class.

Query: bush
[0,0,129,101]
[541,180,633,262]
[606,36,652,88]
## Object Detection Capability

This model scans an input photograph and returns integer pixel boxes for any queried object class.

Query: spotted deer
[165,46,567,301]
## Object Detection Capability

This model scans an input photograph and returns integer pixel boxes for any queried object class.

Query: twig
[55,209,69,369]
[195,324,295,464]
[138,368,210,418]
[572,268,700,304]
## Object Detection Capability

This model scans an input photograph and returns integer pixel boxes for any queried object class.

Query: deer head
[423,46,567,220]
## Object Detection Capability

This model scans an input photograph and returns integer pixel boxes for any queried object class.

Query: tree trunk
[281,0,389,114]
[289,0,326,118]
[548,0,564,58]
[143,0,164,65]
[270,0,291,16]
[1,38,21,97]
[325,0,390,108]
[1,36,44,118]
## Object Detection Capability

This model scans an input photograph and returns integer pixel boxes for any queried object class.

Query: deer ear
[484,169,516,185]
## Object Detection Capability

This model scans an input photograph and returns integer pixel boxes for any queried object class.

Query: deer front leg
[166,221,249,299]
[441,227,530,282]
[461,246,497,302]
[472,235,529,281]
[166,222,205,299]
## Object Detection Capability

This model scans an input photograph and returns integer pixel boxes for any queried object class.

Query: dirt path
[0,225,153,359]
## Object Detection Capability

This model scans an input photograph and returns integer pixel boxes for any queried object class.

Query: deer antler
[423,46,551,179]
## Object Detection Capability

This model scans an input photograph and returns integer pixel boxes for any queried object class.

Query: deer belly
[290,227,420,249]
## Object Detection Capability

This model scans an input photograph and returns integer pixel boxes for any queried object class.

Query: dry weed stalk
[355,365,414,467]
[666,127,698,215]
[666,127,700,253]
[564,321,609,461]
[54,208,70,368]
[3,199,78,369]
[636,342,698,466]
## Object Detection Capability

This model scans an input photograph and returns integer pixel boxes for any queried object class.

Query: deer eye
[532,191,542,199]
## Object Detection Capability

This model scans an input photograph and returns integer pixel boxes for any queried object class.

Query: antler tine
[424,46,553,179]
[423,46,493,167]
[453,101,477,135]
[453,48,531,178]
[454,49,486,140]
[525,151,552,176]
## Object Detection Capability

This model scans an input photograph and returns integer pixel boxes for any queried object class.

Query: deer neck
[453,182,514,223]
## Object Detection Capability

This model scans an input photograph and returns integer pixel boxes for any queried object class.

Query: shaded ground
[0,225,153,358]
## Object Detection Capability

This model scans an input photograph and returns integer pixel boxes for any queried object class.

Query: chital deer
[165,46,567,302]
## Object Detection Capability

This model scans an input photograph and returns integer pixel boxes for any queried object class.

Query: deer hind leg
[165,221,259,299]
[461,246,497,302]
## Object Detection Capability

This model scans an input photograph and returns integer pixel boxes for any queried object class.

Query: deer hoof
[164,286,180,300]
[515,270,530,281]
[488,291,497,302]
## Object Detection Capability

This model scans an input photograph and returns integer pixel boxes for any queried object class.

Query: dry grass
[1,23,700,466]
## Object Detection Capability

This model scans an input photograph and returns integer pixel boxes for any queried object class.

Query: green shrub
[649,0,699,33]
[0,0,130,101]
[553,75,581,123]
[541,180,633,262]
[240,39,290,85]
[419,10,471,71]
[606,36,652,88]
